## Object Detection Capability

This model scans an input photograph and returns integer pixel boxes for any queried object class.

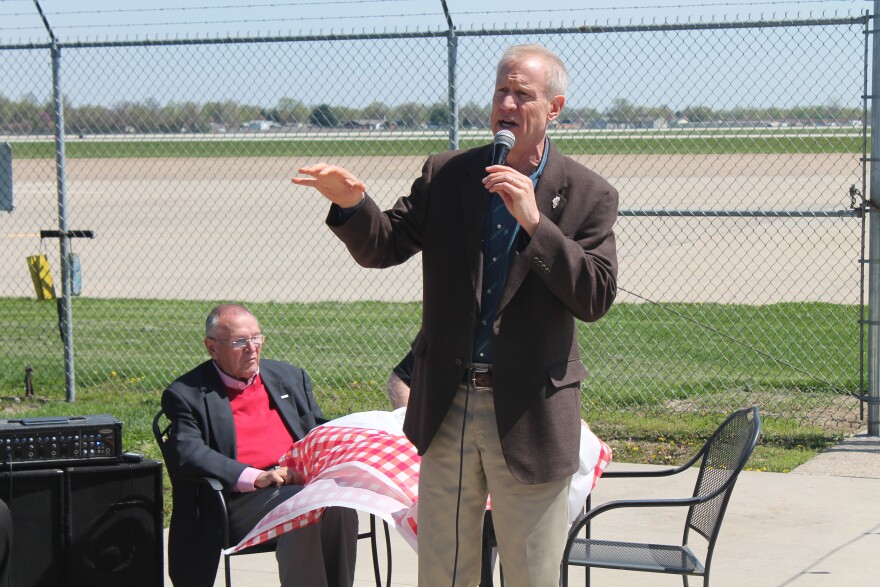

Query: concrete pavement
[162,432,880,586]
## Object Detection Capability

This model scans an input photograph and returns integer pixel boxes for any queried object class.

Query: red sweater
[227,374,294,469]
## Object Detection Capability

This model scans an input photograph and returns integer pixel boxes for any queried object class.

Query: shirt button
[487,289,492,294]
[497,224,502,229]
[481,320,487,325]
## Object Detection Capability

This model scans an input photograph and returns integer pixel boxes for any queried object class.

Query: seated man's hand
[254,468,289,489]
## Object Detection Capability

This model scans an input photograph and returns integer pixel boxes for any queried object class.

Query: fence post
[447,32,459,151]
[866,1,880,434]
[51,43,75,403]
[35,0,76,402]
[442,1,458,150]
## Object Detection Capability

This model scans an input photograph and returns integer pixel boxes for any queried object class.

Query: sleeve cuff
[234,467,262,492]
[330,195,367,225]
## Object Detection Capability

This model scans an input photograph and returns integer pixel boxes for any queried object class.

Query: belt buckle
[470,366,492,392]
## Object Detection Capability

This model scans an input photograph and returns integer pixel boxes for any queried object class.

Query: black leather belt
[465,364,493,392]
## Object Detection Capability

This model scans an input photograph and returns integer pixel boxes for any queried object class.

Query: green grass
[585,410,841,474]
[7,131,862,158]
[9,139,446,159]
[1,297,425,416]
[1,298,860,409]
[578,302,860,404]
[555,135,860,154]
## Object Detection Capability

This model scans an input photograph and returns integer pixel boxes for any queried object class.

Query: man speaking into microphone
[293,43,618,586]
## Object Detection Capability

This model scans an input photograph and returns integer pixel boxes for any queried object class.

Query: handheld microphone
[491,130,515,166]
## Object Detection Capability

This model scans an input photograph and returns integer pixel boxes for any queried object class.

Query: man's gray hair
[498,44,568,98]
[205,303,254,337]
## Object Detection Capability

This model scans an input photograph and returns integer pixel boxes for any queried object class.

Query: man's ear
[548,95,565,122]
[204,338,216,357]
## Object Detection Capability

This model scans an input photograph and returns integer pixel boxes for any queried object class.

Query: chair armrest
[195,476,230,517]
[193,475,233,548]
[601,468,680,479]
[601,459,701,479]
[198,476,225,493]
[568,468,742,544]
[172,472,226,494]
[566,495,702,549]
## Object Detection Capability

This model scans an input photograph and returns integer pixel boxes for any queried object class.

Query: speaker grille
[0,468,66,587]
[65,460,163,587]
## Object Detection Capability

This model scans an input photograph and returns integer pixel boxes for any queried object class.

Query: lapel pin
[552,196,561,209]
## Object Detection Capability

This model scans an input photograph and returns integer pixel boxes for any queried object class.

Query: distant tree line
[602,98,863,127]
[0,93,864,134]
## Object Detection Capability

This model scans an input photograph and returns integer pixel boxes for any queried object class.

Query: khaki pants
[418,386,571,587]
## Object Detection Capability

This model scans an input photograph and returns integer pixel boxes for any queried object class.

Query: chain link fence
[0,12,870,430]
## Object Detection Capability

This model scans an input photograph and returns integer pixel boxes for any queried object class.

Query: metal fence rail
[0,11,870,431]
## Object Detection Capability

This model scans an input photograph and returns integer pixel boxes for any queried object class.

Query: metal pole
[34,0,75,401]
[447,32,459,150]
[51,44,75,403]
[53,46,75,402]
[441,0,458,150]
[866,1,880,434]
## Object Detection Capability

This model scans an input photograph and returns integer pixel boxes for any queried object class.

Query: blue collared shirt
[472,138,550,364]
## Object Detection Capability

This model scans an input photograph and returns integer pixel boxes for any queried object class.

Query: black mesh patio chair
[153,409,393,587]
[561,405,761,587]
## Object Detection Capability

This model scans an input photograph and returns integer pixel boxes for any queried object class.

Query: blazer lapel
[261,368,308,441]
[461,146,492,298]
[201,365,238,458]
[497,143,567,315]
[534,142,568,225]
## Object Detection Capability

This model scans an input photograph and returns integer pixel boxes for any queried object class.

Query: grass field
[5,131,862,158]
[0,297,856,473]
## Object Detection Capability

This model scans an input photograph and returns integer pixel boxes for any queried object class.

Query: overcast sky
[0,0,869,43]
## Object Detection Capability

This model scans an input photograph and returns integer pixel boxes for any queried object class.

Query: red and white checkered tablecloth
[225,409,611,554]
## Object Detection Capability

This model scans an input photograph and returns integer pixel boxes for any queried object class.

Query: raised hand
[292,163,367,208]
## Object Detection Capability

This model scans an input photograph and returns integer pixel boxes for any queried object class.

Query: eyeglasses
[209,334,265,349]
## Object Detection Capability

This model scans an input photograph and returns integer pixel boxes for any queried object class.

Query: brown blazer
[330,141,618,484]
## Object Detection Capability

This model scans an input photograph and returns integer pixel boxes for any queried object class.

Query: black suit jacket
[161,358,325,587]
[330,141,618,484]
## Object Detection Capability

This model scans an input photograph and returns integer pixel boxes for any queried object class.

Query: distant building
[341,119,386,130]
[242,120,279,131]
[631,118,668,129]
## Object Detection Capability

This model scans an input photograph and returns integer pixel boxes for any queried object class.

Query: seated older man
[161,303,358,587]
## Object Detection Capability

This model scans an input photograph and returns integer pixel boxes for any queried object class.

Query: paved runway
[3,152,863,305]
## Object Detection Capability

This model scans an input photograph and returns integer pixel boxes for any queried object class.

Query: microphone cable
[450,382,470,587]
[3,450,12,584]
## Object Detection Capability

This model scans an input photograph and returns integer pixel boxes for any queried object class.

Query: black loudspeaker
[0,468,65,587]
[65,460,164,587]
[0,460,163,587]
